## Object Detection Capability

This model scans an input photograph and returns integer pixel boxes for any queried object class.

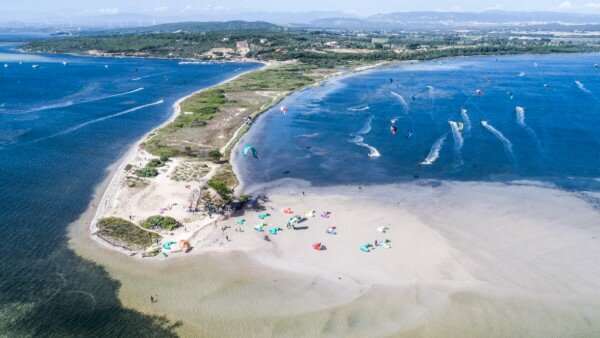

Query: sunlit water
[238,54,600,193]
[0,42,259,335]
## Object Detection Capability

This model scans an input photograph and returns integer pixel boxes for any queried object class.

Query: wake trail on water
[481,120,513,155]
[390,91,409,111]
[348,135,381,157]
[421,133,448,165]
[515,106,526,127]
[356,114,373,135]
[515,106,541,148]
[575,81,591,94]
[448,121,464,153]
[133,72,170,81]
[348,114,381,157]
[8,88,145,114]
[348,106,370,111]
[24,100,164,145]
[460,108,471,131]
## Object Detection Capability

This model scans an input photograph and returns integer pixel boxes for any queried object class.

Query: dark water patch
[0,44,260,334]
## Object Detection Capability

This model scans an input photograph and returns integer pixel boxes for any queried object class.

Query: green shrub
[208,149,222,162]
[136,166,158,177]
[96,217,161,249]
[147,158,165,167]
[141,215,180,231]
[208,178,232,201]
[159,153,170,162]
[124,164,133,171]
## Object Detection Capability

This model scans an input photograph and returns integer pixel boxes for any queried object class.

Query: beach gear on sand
[320,211,331,218]
[313,243,325,251]
[269,227,282,235]
[258,213,270,220]
[254,223,267,232]
[287,215,301,229]
[377,226,388,233]
[326,227,337,235]
[304,210,315,218]
[243,145,259,159]
[283,208,294,215]
[360,244,373,252]
[178,240,190,250]
[378,239,391,249]
[236,219,245,225]
[162,241,176,250]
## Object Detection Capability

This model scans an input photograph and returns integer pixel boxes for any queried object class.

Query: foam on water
[460,108,471,131]
[23,100,164,145]
[348,106,370,111]
[348,115,380,157]
[390,91,409,111]
[348,135,381,157]
[421,133,448,165]
[356,114,373,135]
[133,72,170,81]
[515,106,526,127]
[448,121,464,152]
[575,81,591,93]
[481,120,513,155]
[515,106,541,148]
[8,87,145,114]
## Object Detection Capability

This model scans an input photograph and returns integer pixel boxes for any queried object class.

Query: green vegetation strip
[96,217,162,250]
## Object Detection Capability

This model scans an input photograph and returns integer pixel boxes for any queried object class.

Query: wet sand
[69,176,600,336]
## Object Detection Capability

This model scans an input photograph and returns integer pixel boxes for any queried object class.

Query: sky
[3,0,600,21]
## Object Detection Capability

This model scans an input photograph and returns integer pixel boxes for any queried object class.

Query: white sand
[70,178,600,336]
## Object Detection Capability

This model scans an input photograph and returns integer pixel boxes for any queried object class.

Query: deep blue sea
[0,42,259,335]
[238,54,600,192]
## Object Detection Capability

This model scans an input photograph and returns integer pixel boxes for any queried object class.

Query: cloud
[558,1,572,9]
[182,4,229,12]
[154,6,168,13]
[584,2,600,9]
[98,7,120,15]
[487,4,503,10]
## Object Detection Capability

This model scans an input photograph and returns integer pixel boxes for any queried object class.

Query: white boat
[3,64,8,68]
[32,64,39,69]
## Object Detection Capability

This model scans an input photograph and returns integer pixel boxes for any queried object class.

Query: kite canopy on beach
[243,145,259,159]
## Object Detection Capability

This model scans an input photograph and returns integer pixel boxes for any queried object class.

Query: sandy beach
[70,174,600,336]
[65,60,600,336]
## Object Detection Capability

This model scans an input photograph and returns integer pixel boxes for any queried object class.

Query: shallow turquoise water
[238,54,600,192]
[0,42,259,335]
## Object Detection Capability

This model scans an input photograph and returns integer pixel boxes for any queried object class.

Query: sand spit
[71,179,600,336]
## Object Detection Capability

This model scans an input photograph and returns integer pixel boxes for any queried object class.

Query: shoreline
[87,58,391,257]
[65,51,600,335]
[69,177,600,336]
[86,64,266,255]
